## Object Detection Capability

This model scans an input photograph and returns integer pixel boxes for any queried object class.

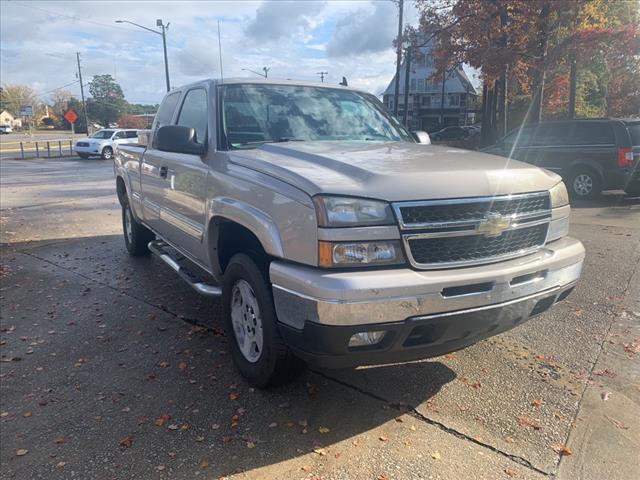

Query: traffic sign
[64,110,78,124]
[19,105,33,116]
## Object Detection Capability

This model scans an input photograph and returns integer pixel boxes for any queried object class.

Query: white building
[382,36,478,132]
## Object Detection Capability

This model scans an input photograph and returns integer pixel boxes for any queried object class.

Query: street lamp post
[116,19,171,92]
[242,67,270,78]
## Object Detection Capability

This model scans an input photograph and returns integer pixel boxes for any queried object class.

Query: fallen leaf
[605,415,629,430]
[313,447,327,456]
[55,461,66,469]
[212,423,220,430]
[154,414,171,427]
[119,435,134,448]
[431,451,441,460]
[531,399,542,408]
[15,449,28,456]
[601,391,611,401]
[156,465,165,471]
[552,444,573,456]
[307,385,320,397]
[222,436,231,444]
[178,362,188,370]
[318,426,330,433]
[22,411,32,418]
[504,436,515,444]
[228,392,239,400]
[246,441,256,448]
[180,423,190,430]
[195,436,205,442]
[268,422,278,428]
[377,474,388,480]
[158,361,170,368]
[504,467,518,477]
[394,416,403,423]
[301,465,312,472]
[54,436,67,444]
[379,435,388,442]
[517,416,541,430]
[168,424,179,430]
[200,460,209,469]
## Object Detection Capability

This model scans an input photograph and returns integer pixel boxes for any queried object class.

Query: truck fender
[208,197,285,259]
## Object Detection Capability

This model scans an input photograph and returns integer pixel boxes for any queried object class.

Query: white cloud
[244,0,326,42]
[326,1,397,57]
[0,0,421,104]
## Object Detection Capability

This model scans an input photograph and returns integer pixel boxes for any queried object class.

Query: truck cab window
[177,89,208,144]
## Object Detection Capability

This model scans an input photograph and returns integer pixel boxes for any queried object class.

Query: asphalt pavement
[1,158,638,479]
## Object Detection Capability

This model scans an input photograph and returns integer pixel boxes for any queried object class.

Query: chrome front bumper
[270,236,585,329]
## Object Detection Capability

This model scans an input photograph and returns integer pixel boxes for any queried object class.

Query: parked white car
[0,125,13,134]
[74,129,139,159]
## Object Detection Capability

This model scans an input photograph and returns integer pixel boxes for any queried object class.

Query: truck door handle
[159,166,168,178]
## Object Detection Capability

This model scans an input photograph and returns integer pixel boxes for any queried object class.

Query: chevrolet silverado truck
[113,79,585,387]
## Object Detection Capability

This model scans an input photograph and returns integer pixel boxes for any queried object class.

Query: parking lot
[1,157,638,479]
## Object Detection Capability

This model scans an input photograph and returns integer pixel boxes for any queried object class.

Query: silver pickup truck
[113,78,585,387]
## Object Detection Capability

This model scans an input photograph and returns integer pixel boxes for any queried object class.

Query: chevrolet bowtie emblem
[477,213,512,237]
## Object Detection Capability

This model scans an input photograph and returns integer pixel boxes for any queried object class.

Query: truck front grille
[393,192,551,269]
[406,223,548,266]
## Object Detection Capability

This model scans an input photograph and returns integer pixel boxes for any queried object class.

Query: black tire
[101,146,114,160]
[222,253,304,388]
[568,167,601,199]
[122,200,154,256]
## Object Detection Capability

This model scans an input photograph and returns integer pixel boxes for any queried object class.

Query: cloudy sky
[1,0,429,105]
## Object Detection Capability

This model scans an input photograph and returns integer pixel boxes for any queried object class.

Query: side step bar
[148,240,222,297]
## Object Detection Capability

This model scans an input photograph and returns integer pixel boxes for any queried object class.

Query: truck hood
[229,141,561,202]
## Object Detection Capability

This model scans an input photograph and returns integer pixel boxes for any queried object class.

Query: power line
[33,80,80,98]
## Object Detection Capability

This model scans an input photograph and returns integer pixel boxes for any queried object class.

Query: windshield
[91,130,114,139]
[221,84,412,149]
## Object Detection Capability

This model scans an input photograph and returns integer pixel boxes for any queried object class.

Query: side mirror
[155,125,206,155]
[412,131,431,145]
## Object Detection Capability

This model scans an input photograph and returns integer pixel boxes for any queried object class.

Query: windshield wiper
[235,137,305,147]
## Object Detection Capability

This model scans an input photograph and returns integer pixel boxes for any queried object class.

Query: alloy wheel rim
[573,174,593,196]
[104,148,112,159]
[124,208,133,243]
[230,279,263,363]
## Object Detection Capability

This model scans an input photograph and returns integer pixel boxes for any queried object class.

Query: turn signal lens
[617,148,634,168]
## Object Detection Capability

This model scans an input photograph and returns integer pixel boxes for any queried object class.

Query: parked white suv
[0,125,13,134]
[74,129,139,159]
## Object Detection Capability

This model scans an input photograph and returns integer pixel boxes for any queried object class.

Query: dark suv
[483,119,640,198]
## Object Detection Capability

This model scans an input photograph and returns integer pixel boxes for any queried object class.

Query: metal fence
[0,139,76,159]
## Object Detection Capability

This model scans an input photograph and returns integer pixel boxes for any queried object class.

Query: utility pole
[158,20,170,91]
[317,71,328,83]
[439,70,447,127]
[402,46,411,128]
[76,52,89,134]
[393,0,404,117]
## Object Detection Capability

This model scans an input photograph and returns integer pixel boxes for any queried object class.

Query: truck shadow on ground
[1,234,458,479]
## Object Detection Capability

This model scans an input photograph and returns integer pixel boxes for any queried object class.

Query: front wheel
[222,253,304,388]
[568,168,601,199]
[122,201,154,256]
[101,146,114,160]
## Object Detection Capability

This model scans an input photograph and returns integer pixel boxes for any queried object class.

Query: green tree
[86,74,128,127]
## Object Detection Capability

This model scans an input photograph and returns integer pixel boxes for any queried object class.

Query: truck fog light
[348,331,386,348]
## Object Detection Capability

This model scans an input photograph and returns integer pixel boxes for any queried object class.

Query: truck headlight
[318,240,404,268]
[313,196,395,227]
[549,182,569,208]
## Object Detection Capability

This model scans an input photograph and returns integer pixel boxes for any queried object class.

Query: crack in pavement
[314,369,551,477]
